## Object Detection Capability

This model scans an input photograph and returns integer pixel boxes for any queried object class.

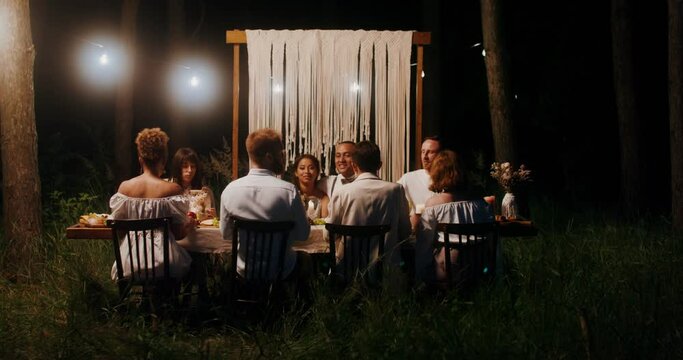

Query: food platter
[79,213,109,227]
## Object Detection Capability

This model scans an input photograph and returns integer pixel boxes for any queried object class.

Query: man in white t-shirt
[397,136,442,229]
[318,141,356,200]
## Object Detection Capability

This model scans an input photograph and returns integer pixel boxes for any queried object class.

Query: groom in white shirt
[318,141,357,199]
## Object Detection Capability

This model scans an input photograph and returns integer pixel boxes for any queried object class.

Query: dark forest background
[28,0,671,212]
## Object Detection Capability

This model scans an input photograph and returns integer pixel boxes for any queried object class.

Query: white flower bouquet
[490,162,532,193]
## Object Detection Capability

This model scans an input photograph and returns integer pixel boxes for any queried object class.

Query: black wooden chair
[435,222,498,289]
[325,223,391,286]
[108,217,179,305]
[229,218,295,308]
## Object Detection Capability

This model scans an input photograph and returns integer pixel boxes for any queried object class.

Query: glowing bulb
[273,84,283,93]
[481,49,486,57]
[350,82,361,92]
[190,75,199,87]
[99,53,109,65]
[421,70,425,78]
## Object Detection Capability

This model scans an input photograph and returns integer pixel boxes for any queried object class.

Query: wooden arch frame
[225,30,431,180]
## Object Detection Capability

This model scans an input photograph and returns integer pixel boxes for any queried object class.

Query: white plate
[200,219,215,226]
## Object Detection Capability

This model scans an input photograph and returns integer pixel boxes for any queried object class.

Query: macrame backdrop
[246,30,412,182]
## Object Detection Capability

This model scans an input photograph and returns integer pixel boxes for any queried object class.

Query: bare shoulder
[159,180,183,197]
[117,177,140,196]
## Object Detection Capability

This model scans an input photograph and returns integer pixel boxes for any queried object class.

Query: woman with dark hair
[109,128,194,280]
[171,147,215,220]
[416,150,493,284]
[292,154,329,220]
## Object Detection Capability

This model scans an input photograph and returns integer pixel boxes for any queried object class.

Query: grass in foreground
[1,206,682,359]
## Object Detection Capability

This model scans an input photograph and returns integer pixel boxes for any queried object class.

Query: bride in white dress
[109,128,195,280]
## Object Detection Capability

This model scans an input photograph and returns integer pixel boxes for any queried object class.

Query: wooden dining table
[66,223,331,254]
[66,220,537,249]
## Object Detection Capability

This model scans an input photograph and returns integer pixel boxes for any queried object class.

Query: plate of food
[79,213,109,227]
[199,218,219,227]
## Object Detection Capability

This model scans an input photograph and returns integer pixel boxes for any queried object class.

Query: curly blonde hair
[135,127,169,167]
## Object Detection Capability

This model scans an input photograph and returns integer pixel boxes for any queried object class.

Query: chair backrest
[436,222,498,288]
[231,218,295,283]
[325,223,391,284]
[108,217,172,294]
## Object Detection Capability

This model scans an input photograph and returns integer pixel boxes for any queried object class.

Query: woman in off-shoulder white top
[109,128,195,281]
[109,193,193,280]
[415,150,493,284]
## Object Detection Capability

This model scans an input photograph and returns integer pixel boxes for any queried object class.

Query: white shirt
[318,173,356,217]
[328,172,411,268]
[397,169,435,215]
[317,174,356,198]
[220,168,310,279]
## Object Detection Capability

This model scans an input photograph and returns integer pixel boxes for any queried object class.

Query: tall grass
[0,195,681,359]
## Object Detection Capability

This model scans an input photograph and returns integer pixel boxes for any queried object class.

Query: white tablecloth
[177,225,328,254]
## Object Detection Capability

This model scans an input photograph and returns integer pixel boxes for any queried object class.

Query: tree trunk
[481,0,517,165]
[612,0,641,216]
[669,0,683,231]
[114,0,139,186]
[0,0,43,279]
[168,0,188,149]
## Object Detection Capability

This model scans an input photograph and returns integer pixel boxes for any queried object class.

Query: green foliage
[1,204,682,358]
[44,191,105,227]
[199,137,234,194]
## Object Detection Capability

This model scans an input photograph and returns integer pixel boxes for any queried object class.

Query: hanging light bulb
[99,53,109,65]
[190,75,199,88]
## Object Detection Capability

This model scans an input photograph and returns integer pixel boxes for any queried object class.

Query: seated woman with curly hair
[109,127,195,280]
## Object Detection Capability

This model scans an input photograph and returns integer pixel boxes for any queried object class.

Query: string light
[99,53,109,65]
[168,58,219,110]
[77,35,128,88]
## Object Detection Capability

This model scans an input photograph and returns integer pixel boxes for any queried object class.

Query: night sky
[28,0,671,211]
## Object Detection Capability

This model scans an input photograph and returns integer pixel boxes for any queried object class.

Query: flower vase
[501,192,518,220]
